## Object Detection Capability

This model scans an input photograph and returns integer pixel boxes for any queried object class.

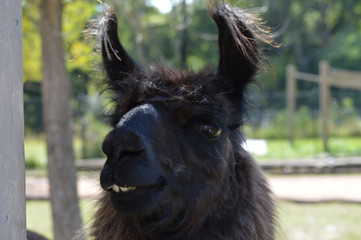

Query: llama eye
[200,124,222,139]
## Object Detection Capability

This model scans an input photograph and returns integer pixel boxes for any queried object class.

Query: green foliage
[247,106,319,140]
[186,6,219,70]
[246,110,289,139]
[23,0,42,82]
[25,136,47,169]
[22,0,98,83]
[73,113,110,159]
[329,98,361,137]
[24,82,43,134]
[25,156,43,169]
[294,106,319,138]
[266,0,361,111]
[323,31,361,69]
[248,96,361,140]
[63,1,98,74]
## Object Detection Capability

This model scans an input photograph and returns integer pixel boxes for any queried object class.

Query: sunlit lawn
[26,199,96,240]
[255,137,361,162]
[277,201,361,240]
[27,200,361,240]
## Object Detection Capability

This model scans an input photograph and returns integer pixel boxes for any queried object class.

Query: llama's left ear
[211,4,269,99]
[99,12,140,82]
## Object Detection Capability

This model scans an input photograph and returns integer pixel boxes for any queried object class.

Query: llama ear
[211,4,267,98]
[99,12,139,82]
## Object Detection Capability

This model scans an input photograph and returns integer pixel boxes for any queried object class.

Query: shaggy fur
[27,230,48,240]
[91,2,275,240]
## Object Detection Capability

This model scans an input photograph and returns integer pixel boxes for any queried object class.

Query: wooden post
[286,64,297,144]
[0,0,26,239]
[319,61,330,152]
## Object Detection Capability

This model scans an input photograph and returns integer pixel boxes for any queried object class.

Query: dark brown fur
[27,230,49,240]
[90,2,275,240]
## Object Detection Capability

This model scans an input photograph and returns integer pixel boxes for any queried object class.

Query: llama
[91,2,275,240]
[27,230,48,240]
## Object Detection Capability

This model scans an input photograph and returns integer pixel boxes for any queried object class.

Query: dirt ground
[25,174,361,203]
[268,175,361,202]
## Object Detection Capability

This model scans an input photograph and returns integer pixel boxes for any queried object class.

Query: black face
[100,102,230,216]
[97,2,269,221]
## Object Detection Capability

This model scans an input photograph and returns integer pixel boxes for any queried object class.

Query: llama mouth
[108,178,167,215]
[108,184,137,193]
[107,177,167,195]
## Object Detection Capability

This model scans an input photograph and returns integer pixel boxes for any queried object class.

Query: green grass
[26,199,96,239]
[25,136,47,168]
[277,201,361,240]
[27,200,361,240]
[26,201,52,239]
[255,137,361,162]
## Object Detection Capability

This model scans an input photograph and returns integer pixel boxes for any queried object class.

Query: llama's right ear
[99,12,139,82]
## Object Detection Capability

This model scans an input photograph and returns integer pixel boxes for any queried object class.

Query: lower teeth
[120,186,136,192]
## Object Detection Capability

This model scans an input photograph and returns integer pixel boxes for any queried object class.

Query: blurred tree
[261,0,361,107]
[23,0,98,84]
[23,0,42,83]
[273,0,361,70]
[23,0,98,134]
[39,0,83,239]
[179,0,188,69]
[111,0,148,66]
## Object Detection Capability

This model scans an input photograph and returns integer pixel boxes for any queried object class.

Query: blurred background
[22,0,361,239]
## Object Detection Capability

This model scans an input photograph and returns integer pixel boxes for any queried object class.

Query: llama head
[96,2,273,237]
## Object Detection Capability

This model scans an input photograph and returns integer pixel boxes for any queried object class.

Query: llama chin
[91,2,275,240]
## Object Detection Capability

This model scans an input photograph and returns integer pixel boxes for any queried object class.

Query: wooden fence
[287,61,361,151]
[0,0,26,239]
